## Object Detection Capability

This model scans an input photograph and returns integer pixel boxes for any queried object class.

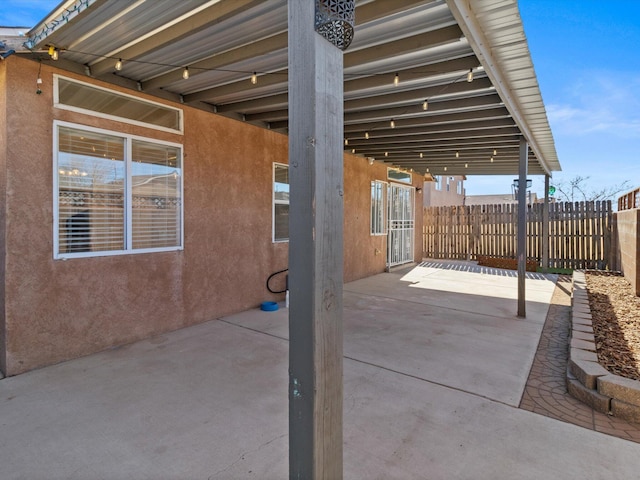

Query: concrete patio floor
[2,260,640,479]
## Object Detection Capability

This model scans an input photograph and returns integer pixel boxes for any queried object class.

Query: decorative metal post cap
[315,0,355,51]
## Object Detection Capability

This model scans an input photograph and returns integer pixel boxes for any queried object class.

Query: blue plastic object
[260,301,279,312]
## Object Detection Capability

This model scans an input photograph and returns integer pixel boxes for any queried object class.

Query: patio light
[48,46,58,60]
[182,67,189,80]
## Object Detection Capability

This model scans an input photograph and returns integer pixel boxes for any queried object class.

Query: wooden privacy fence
[423,201,613,270]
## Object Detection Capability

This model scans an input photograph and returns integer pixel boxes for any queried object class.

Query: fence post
[542,175,549,271]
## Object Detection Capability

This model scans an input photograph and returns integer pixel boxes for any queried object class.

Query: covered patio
[2,262,640,479]
[0,1,572,476]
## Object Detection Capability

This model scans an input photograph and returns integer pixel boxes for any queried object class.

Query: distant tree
[551,175,631,203]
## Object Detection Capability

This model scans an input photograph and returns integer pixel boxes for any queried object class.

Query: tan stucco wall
[0,58,7,375]
[614,209,640,295]
[423,176,464,207]
[1,57,423,375]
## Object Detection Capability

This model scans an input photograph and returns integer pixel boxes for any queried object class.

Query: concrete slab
[2,261,639,479]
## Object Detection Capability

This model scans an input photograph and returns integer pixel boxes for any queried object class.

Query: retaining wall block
[570,348,599,363]
[569,358,610,390]
[570,337,596,351]
[572,324,594,334]
[611,399,640,423]
[567,369,611,414]
[571,330,595,343]
[598,375,640,407]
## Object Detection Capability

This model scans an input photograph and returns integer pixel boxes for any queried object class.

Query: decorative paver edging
[567,271,640,423]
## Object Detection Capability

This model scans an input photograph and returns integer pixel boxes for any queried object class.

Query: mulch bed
[586,271,640,381]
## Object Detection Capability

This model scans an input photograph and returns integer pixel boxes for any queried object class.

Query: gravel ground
[587,272,640,381]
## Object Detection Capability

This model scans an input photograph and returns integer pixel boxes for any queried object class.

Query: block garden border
[567,271,640,423]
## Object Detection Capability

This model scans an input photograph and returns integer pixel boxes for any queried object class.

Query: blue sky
[2,1,638,200]
[476,0,640,198]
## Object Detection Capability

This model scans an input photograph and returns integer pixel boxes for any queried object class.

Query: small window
[434,176,442,191]
[457,180,463,195]
[273,163,290,242]
[387,168,412,184]
[54,122,183,258]
[371,180,387,235]
[55,76,183,133]
[446,177,450,192]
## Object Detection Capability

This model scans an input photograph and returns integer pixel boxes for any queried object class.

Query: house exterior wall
[1,57,423,375]
[0,58,7,375]
[423,176,464,207]
[614,209,640,295]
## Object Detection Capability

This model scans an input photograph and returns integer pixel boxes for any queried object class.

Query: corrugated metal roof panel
[12,0,559,177]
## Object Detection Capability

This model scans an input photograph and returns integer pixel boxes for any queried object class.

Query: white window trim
[273,162,289,243]
[53,75,184,135]
[371,180,388,236]
[53,120,184,260]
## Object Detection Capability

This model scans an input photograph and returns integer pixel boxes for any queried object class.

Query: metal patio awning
[12,0,561,177]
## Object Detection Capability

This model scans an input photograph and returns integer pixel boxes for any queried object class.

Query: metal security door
[387,184,415,267]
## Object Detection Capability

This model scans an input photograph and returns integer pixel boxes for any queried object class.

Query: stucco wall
[0,59,7,375]
[614,209,640,295]
[1,57,423,375]
[423,176,464,207]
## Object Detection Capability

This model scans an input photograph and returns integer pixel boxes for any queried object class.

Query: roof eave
[446,0,560,177]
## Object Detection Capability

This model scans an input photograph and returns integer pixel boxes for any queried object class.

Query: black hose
[267,268,289,294]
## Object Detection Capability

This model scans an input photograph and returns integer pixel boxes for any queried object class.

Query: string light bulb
[394,73,399,86]
[455,151,459,158]
[490,156,494,163]
[351,148,356,154]
[422,100,428,111]
[182,67,190,79]
[390,118,395,129]
[465,163,468,168]
[419,152,423,158]
[344,138,348,146]
[493,149,497,156]
[251,72,257,85]
[444,166,448,171]
[115,58,123,71]
[365,132,369,140]
[384,152,388,157]
[467,68,474,82]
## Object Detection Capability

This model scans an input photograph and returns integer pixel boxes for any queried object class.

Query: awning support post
[288,1,346,478]
[517,137,528,317]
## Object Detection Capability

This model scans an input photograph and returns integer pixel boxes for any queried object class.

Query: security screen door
[387,183,415,267]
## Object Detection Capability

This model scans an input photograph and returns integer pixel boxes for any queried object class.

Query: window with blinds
[55,123,183,258]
